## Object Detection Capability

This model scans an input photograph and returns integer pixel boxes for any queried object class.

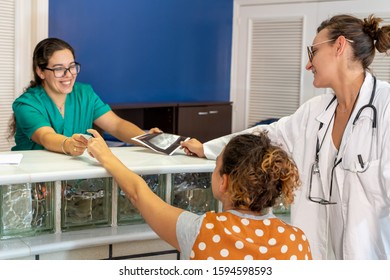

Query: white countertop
[0,146,216,185]
[0,147,215,259]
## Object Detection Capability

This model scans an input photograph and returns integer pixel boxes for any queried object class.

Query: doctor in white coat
[181,14,390,260]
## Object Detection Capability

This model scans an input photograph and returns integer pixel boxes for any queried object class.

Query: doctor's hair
[220,132,301,212]
[317,14,390,70]
[29,38,76,90]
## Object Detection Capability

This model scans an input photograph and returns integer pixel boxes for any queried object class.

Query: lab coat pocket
[356,159,382,196]
[341,115,377,173]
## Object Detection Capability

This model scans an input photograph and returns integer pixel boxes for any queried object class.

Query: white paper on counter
[0,153,23,165]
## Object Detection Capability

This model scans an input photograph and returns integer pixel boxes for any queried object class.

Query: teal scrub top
[12,82,111,151]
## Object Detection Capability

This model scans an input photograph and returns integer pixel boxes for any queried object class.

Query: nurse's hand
[180,138,205,158]
[65,133,89,156]
[148,127,162,134]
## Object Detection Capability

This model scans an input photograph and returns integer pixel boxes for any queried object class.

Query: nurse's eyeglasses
[43,62,81,78]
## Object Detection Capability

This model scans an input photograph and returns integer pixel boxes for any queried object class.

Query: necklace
[55,103,65,116]
[56,104,64,111]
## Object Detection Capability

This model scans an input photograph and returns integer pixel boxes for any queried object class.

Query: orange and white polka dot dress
[189,211,312,260]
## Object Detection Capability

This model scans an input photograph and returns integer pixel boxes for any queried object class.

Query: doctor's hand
[180,138,205,158]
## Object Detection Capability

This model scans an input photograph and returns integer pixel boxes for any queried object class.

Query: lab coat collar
[315,95,337,142]
[349,72,375,120]
[313,95,337,200]
[338,72,375,157]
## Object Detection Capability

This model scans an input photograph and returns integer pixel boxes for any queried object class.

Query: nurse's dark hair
[220,132,301,212]
[8,38,75,138]
[317,14,390,70]
[29,37,76,89]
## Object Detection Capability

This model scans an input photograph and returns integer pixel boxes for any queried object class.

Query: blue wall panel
[49,0,233,105]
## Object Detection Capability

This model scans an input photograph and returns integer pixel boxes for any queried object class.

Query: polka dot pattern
[268,238,277,246]
[206,223,214,229]
[232,225,241,233]
[235,241,244,249]
[259,246,268,254]
[198,242,206,250]
[220,249,229,257]
[255,229,264,237]
[212,234,221,243]
[246,237,254,243]
[190,212,312,260]
[241,219,250,226]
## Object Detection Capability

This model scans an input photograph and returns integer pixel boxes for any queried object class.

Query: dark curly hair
[220,132,300,212]
[317,14,390,70]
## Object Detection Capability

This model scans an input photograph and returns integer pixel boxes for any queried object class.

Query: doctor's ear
[336,36,349,54]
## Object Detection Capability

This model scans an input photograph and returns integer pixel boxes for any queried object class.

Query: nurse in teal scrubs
[11,38,159,156]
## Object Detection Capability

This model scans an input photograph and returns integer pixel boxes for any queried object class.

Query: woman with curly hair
[181,14,390,260]
[87,129,312,260]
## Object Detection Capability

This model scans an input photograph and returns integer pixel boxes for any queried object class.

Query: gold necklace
[57,104,64,111]
[55,103,65,116]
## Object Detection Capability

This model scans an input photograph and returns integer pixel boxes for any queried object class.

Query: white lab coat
[204,72,390,259]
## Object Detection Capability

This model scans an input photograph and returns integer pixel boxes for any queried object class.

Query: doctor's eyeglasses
[307,39,335,63]
[308,161,338,205]
[307,38,354,63]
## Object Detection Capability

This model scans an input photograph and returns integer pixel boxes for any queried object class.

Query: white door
[231,1,318,131]
[231,0,390,132]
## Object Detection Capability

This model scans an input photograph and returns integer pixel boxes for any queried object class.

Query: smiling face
[37,49,77,98]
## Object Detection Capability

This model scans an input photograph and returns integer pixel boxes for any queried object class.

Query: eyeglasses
[44,62,81,78]
[307,39,335,63]
[307,38,354,63]
[308,160,339,205]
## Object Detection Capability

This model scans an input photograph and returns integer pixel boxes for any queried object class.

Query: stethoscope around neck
[353,76,377,129]
[315,75,377,172]
[309,76,377,205]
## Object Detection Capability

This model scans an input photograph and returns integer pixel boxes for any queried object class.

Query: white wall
[0,0,48,151]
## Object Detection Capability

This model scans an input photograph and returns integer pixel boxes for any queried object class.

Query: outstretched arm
[94,111,161,145]
[32,126,89,156]
[87,129,184,249]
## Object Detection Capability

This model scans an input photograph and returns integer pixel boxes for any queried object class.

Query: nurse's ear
[36,66,45,80]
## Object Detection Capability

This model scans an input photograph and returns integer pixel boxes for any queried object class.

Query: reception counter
[0,147,216,260]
